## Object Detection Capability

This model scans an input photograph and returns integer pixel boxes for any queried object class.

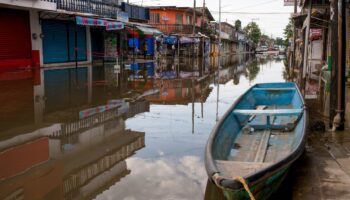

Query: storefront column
[29,10,43,67]
[34,69,44,124]
[86,26,92,62]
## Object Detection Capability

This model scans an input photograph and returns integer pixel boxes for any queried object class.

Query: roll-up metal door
[68,23,87,61]
[0,8,31,60]
[42,20,69,63]
[42,20,87,64]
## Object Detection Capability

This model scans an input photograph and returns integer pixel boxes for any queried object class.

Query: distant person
[172,44,176,57]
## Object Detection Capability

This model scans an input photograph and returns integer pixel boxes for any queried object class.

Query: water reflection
[0,54,285,200]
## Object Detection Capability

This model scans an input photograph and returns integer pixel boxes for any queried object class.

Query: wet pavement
[0,54,289,200]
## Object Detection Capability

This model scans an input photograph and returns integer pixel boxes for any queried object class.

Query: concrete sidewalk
[291,132,350,200]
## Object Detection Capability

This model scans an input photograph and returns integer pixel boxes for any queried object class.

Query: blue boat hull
[205,82,307,200]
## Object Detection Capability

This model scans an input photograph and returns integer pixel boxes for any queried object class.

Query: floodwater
[0,54,288,200]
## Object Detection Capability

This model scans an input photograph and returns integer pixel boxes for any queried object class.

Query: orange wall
[150,9,202,26]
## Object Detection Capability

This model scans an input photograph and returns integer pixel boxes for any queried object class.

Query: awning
[106,22,124,30]
[76,16,107,26]
[75,16,124,30]
[136,26,162,35]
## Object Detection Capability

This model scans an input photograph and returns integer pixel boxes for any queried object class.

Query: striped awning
[106,22,124,30]
[76,16,107,26]
[75,16,124,30]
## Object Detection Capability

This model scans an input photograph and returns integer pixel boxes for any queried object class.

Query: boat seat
[234,109,303,130]
[215,160,272,178]
[252,87,296,91]
[233,108,302,116]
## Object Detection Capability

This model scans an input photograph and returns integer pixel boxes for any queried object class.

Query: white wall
[29,9,44,66]
[0,0,56,10]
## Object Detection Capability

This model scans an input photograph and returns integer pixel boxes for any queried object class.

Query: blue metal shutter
[42,20,69,63]
[68,23,87,61]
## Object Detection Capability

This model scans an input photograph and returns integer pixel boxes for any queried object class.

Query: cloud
[95,156,207,200]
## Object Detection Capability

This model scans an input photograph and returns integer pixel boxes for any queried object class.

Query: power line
[222,0,279,11]
[210,11,291,15]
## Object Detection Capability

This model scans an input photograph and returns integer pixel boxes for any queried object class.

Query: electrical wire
[222,0,279,11]
[210,11,291,15]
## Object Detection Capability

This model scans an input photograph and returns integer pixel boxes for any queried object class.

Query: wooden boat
[205,82,307,200]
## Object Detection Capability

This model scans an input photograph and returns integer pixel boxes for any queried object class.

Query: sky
[128,0,296,38]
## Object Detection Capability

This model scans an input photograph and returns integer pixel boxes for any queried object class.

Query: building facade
[148,6,214,35]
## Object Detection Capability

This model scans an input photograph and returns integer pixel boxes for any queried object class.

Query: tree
[244,22,261,44]
[235,20,242,31]
[283,18,293,46]
[275,37,284,46]
[260,34,270,46]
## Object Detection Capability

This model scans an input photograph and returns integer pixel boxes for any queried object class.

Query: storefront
[0,8,32,69]
[42,19,87,64]
[91,27,105,61]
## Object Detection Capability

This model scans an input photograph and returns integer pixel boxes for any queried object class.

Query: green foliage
[235,20,242,31]
[275,37,284,46]
[283,18,293,46]
[244,22,261,44]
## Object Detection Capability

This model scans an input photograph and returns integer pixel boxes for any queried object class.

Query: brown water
[0,54,287,200]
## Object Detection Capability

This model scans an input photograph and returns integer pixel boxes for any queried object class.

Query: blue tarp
[128,38,140,48]
[146,38,154,55]
[129,62,155,77]
[163,36,178,44]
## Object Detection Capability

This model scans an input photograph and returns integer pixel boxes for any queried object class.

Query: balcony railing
[53,0,120,18]
[149,24,205,35]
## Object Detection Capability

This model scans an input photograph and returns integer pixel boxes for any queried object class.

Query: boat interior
[212,83,306,179]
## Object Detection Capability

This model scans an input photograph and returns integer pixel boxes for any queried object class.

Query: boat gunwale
[204,82,308,191]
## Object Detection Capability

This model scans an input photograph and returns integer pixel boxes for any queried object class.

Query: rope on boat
[235,176,256,200]
[212,174,255,200]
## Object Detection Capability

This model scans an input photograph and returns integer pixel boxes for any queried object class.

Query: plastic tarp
[128,38,140,48]
[129,62,155,78]
[179,36,200,44]
[136,26,162,35]
[163,36,178,44]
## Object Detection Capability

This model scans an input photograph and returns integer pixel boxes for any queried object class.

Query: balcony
[55,0,120,18]
[149,24,205,35]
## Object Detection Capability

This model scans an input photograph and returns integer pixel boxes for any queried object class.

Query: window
[176,13,183,24]
[186,16,192,25]
[150,13,160,23]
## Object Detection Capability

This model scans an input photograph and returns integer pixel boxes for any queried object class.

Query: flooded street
[0,55,287,200]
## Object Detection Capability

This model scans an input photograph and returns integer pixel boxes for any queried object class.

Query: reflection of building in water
[143,78,212,105]
[0,118,145,200]
[0,64,150,140]
[233,64,248,85]
[0,64,149,199]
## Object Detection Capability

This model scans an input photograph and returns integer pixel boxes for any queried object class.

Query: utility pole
[216,0,221,122]
[201,0,206,27]
[193,0,196,35]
